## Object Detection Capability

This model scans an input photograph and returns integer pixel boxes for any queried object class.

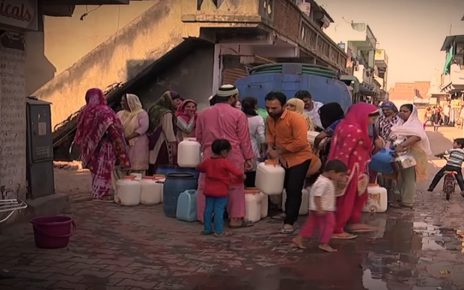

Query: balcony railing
[182,0,347,72]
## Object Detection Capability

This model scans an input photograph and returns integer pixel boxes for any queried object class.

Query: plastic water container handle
[185,189,197,195]
[264,159,278,166]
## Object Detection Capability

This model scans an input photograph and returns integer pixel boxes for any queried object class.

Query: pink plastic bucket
[31,216,75,249]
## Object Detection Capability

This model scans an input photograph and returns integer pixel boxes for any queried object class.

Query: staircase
[34,0,193,130]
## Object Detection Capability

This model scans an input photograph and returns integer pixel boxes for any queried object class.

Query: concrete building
[388,81,430,108]
[324,21,388,104]
[0,0,137,223]
[37,0,348,131]
[440,35,464,97]
[32,0,348,159]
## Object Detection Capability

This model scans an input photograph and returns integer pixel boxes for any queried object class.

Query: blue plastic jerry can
[176,190,198,222]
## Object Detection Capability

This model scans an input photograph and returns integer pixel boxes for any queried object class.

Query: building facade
[441,35,464,98]
[324,21,388,104]
[0,0,134,208]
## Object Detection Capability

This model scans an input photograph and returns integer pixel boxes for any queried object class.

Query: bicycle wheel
[444,174,455,201]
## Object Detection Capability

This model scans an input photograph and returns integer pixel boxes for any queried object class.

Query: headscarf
[380,101,398,113]
[286,98,305,114]
[176,99,197,123]
[117,93,145,137]
[390,104,432,155]
[319,102,344,129]
[74,88,125,168]
[148,90,176,131]
[330,103,378,159]
[287,98,313,130]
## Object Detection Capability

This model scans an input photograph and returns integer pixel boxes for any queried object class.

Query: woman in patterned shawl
[74,88,130,200]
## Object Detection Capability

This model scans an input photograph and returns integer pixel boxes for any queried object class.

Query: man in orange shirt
[265,91,313,234]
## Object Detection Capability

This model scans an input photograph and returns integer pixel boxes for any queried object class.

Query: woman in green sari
[147,91,179,174]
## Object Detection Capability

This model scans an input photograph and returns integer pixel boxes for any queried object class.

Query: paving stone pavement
[1,127,464,289]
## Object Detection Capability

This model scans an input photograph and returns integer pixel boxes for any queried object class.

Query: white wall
[0,34,27,200]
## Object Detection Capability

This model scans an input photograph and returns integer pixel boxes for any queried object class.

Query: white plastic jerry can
[282,188,310,215]
[260,192,268,218]
[255,161,285,195]
[362,184,388,213]
[307,131,320,145]
[116,176,141,206]
[140,176,162,205]
[177,138,201,168]
[245,191,262,223]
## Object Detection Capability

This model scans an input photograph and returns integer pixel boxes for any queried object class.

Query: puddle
[413,221,461,251]
[362,269,388,290]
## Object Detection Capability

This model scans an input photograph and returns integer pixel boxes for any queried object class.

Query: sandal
[348,224,377,233]
[331,232,357,240]
[280,224,295,234]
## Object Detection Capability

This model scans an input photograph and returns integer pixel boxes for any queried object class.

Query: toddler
[197,139,244,236]
[292,159,348,252]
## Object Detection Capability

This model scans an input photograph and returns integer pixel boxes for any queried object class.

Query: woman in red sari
[74,88,130,200]
[328,103,379,239]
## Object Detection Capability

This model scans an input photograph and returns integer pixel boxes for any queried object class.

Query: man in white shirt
[295,90,323,129]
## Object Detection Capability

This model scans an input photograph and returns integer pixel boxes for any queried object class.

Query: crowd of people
[423,101,464,131]
[75,85,435,252]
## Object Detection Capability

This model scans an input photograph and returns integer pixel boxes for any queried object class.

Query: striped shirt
[445,148,464,167]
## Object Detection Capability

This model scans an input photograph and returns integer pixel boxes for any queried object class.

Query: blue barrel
[163,173,197,218]
[369,148,395,174]
[156,166,199,180]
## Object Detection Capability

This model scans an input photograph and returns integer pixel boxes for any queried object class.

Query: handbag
[396,154,417,169]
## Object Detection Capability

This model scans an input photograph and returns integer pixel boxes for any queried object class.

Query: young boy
[292,159,348,252]
[197,139,244,236]
[428,138,464,194]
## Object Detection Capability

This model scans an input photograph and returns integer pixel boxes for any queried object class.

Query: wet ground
[1,127,464,290]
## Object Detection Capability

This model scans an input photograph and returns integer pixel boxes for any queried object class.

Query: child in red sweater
[197,139,244,236]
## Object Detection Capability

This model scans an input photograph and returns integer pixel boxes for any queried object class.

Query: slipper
[348,224,377,233]
[350,228,376,233]
[331,232,357,240]
[229,220,254,228]
[280,224,295,234]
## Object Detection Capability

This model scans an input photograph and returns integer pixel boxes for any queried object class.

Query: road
[1,126,464,290]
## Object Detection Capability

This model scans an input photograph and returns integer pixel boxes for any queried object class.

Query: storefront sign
[0,0,37,31]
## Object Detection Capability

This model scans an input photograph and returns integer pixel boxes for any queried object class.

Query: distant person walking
[74,88,130,200]
[432,108,442,132]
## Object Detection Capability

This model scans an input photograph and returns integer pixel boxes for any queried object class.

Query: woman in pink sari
[175,99,197,141]
[328,103,379,239]
[74,88,130,200]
